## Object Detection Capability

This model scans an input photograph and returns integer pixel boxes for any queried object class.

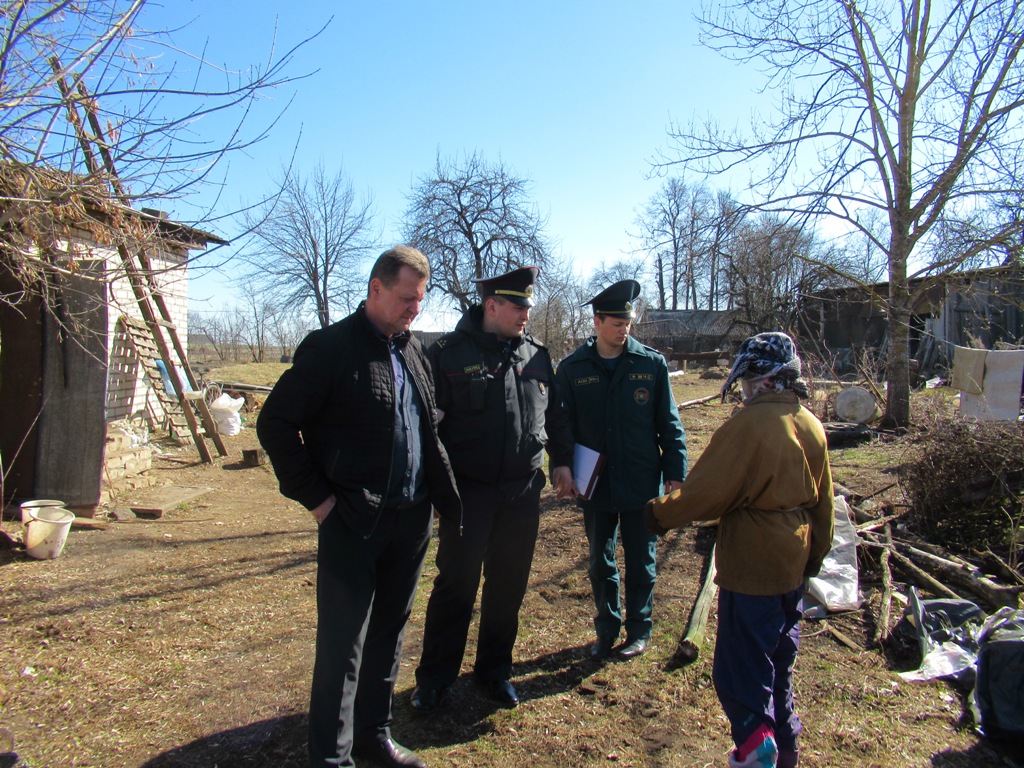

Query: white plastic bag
[804,495,862,616]
[209,393,245,436]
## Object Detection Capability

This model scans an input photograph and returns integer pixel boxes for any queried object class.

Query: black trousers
[415,472,543,689]
[307,499,432,768]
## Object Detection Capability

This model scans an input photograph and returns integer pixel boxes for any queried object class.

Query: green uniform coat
[555,335,687,510]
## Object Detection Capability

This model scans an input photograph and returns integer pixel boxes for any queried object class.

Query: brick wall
[100,420,155,505]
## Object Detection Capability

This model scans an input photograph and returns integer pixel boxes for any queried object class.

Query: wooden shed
[640,309,750,357]
[796,266,1024,376]
[1,187,225,514]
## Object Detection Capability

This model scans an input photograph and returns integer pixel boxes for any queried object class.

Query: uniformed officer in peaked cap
[556,277,687,663]
[411,262,573,714]
[583,278,641,317]
[472,265,540,307]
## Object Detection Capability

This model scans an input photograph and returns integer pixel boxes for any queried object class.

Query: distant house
[0,178,226,512]
[415,330,446,349]
[639,309,750,359]
[796,266,1024,375]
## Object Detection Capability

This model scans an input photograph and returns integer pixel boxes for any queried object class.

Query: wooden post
[674,543,718,664]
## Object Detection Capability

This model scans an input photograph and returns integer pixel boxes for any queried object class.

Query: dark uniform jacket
[256,302,461,537]
[556,335,687,511]
[428,305,573,489]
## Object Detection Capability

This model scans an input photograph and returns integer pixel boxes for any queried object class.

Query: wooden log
[863,534,959,597]
[893,535,974,568]
[823,620,862,651]
[873,523,894,648]
[678,393,719,409]
[856,511,908,534]
[977,548,1024,587]
[664,350,729,362]
[675,544,718,663]
[889,550,965,600]
[896,542,1023,610]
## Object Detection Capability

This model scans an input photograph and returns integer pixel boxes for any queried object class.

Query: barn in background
[796,266,1024,377]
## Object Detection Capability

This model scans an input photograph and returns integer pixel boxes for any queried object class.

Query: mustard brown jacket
[647,391,834,595]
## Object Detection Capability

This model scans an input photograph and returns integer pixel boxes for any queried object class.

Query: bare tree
[188,308,247,364]
[238,280,270,363]
[636,178,694,311]
[0,1,318,308]
[664,1,1024,425]
[587,259,647,295]
[241,162,378,328]
[404,151,553,311]
[636,178,741,311]
[529,259,591,359]
[706,192,745,311]
[725,215,840,332]
[267,305,309,361]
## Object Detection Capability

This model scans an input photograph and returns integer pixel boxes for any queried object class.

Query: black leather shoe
[617,637,648,660]
[590,637,614,659]
[351,738,426,768]
[410,684,445,712]
[478,677,519,708]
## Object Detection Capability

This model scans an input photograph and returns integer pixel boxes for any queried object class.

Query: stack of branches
[0,160,156,313]
[900,418,1024,559]
[850,419,1024,646]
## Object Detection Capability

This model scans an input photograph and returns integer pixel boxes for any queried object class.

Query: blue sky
[145,1,758,325]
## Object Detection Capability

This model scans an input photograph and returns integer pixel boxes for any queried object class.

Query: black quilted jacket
[257,303,461,537]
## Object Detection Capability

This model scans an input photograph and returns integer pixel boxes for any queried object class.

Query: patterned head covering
[722,331,809,401]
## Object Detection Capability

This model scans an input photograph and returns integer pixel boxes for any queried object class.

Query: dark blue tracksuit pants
[713,587,805,752]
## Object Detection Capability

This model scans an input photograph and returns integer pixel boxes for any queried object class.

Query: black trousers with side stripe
[415,471,544,689]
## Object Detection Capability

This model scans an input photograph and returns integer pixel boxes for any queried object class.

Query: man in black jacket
[410,266,574,712]
[257,245,461,768]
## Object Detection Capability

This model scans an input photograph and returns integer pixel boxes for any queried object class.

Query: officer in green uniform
[411,266,574,711]
[555,280,687,660]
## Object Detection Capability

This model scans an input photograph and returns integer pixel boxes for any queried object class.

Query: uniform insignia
[634,387,651,405]
[463,363,486,374]
[575,375,600,386]
[538,382,546,395]
[629,373,654,381]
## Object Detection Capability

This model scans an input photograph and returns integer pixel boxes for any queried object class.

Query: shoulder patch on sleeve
[523,332,546,351]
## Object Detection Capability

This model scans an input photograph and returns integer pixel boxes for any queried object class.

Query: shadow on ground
[140,714,307,768]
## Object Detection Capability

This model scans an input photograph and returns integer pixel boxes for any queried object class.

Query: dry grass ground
[0,369,1020,767]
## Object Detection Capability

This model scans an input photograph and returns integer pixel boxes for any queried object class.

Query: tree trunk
[884,247,911,426]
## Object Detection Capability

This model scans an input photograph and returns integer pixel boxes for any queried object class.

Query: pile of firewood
[843,483,1024,647]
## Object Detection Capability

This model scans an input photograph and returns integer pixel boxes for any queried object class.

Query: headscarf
[721,331,809,401]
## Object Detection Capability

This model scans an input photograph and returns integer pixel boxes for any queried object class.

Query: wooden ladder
[118,315,227,460]
[52,56,228,463]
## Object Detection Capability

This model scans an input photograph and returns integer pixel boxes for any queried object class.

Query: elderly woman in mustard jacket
[645,332,834,768]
